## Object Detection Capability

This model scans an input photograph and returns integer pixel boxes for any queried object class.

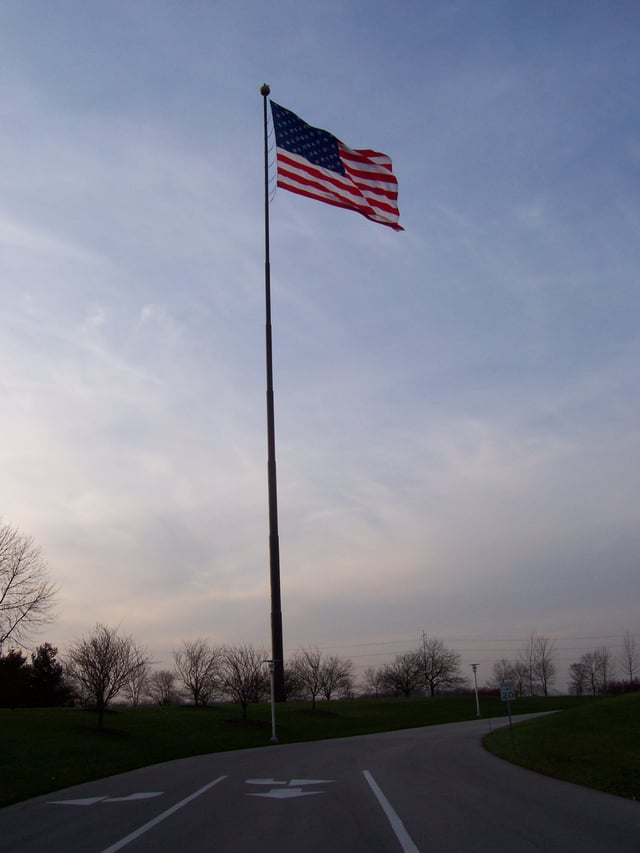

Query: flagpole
[261,83,286,702]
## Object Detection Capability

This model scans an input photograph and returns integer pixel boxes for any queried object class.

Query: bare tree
[173,638,222,707]
[580,651,600,696]
[415,634,463,696]
[122,648,151,707]
[0,519,57,647]
[488,658,516,690]
[361,666,386,697]
[511,660,529,697]
[283,661,304,700]
[147,669,178,706]
[519,634,538,696]
[65,624,149,728]
[594,646,614,695]
[517,634,557,696]
[534,636,557,697]
[569,661,587,695]
[291,647,324,711]
[221,645,269,720]
[574,648,614,697]
[320,655,354,701]
[619,631,638,684]
[381,652,421,698]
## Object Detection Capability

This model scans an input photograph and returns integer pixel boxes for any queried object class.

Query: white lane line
[363,770,419,853]
[100,776,227,853]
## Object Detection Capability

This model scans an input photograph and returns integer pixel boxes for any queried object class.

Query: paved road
[1,716,638,851]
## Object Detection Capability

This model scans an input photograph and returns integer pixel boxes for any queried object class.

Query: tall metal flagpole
[261,83,286,702]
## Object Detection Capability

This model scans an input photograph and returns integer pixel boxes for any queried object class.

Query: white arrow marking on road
[105,793,163,802]
[49,797,109,806]
[245,778,335,799]
[49,792,164,806]
[101,776,227,853]
[248,787,323,799]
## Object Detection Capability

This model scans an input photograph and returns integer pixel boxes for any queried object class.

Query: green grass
[0,694,584,808]
[483,692,640,800]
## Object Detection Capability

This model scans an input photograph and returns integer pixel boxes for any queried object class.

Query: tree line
[0,625,472,725]
[1,519,638,724]
[0,643,71,708]
[486,632,639,698]
[0,627,356,725]
[567,632,638,696]
[361,633,465,698]
[1,623,638,726]
[486,634,558,697]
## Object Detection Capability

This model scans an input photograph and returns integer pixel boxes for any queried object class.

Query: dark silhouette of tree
[519,634,538,696]
[619,631,638,685]
[415,634,463,696]
[121,647,150,707]
[570,648,614,696]
[320,655,354,701]
[283,661,304,700]
[147,669,178,706]
[173,638,221,707]
[0,519,57,647]
[569,661,587,695]
[488,658,515,690]
[518,634,557,696]
[533,636,557,697]
[382,652,421,698]
[221,645,268,720]
[291,647,324,711]
[290,648,355,709]
[65,624,149,728]
[0,643,70,707]
[582,651,600,696]
[361,666,386,697]
[511,660,529,697]
[0,648,29,707]
[29,643,70,707]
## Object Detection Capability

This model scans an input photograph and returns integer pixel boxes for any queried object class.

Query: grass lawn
[483,692,640,800]
[0,694,592,808]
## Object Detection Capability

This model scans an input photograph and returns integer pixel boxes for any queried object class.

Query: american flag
[270,101,403,231]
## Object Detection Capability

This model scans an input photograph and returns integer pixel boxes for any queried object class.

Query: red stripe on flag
[276,146,403,231]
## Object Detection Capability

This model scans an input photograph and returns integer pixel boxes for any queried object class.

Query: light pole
[470,663,481,717]
[264,659,279,743]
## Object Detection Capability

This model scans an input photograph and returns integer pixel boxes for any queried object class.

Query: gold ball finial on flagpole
[260,83,271,96]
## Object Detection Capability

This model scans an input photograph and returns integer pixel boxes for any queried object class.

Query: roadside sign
[500,681,516,702]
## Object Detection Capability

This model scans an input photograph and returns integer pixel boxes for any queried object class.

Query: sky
[1,1,638,689]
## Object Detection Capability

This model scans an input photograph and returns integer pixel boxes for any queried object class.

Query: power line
[286,631,637,655]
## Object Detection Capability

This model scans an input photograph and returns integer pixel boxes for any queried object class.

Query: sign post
[500,681,516,755]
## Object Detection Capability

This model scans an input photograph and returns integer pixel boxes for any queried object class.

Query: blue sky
[1,1,638,686]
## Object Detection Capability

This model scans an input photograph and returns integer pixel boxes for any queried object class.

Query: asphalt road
[1,716,638,852]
